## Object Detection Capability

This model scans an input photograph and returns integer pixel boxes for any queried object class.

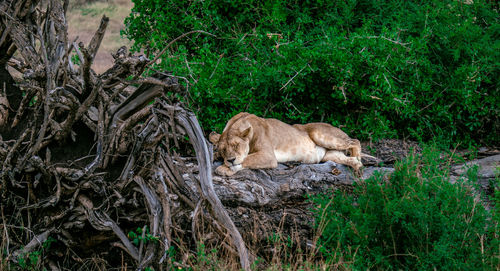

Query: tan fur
[210,112,363,176]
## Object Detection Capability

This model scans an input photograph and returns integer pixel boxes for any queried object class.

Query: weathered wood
[11,228,54,260]
[1,1,253,269]
[0,0,40,112]
[78,194,140,261]
[174,108,252,271]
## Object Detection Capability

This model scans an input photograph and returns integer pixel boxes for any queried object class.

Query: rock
[451,154,500,179]
[450,154,500,196]
[362,139,421,165]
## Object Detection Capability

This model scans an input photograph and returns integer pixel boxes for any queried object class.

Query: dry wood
[11,228,54,259]
[174,107,251,270]
[0,1,252,269]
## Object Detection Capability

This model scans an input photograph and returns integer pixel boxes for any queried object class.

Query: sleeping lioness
[209,112,364,176]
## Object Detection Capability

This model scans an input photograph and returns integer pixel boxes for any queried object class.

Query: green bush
[311,147,499,270]
[123,0,499,145]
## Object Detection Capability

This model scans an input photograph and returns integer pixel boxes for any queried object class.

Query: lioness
[209,112,364,176]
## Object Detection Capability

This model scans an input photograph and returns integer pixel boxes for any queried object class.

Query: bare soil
[67,0,133,74]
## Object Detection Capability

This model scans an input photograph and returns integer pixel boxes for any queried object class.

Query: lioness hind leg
[300,123,362,161]
[241,151,278,169]
[347,138,361,161]
[322,150,363,175]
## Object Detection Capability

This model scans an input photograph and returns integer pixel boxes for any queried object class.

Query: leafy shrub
[127,226,159,246]
[311,147,499,270]
[123,0,499,145]
[16,236,56,270]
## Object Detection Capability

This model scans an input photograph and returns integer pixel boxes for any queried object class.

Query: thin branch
[352,35,411,48]
[145,30,215,71]
[87,15,109,61]
[279,64,308,91]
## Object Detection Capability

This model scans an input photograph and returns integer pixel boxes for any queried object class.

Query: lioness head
[209,126,252,167]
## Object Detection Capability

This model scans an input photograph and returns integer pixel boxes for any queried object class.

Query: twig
[144,30,215,72]
[10,86,37,128]
[352,35,411,48]
[78,195,140,261]
[30,25,53,156]
[87,15,109,61]
[1,128,30,192]
[1,205,10,257]
[11,228,54,260]
[279,64,308,91]
[155,168,172,264]
[209,54,224,79]
[83,100,104,175]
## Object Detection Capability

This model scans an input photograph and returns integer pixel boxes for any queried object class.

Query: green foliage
[28,95,37,107]
[195,243,219,269]
[311,147,499,270]
[178,242,310,271]
[168,243,224,271]
[123,0,499,145]
[71,53,81,66]
[127,226,159,246]
[16,236,56,270]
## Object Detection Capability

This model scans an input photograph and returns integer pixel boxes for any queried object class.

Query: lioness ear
[239,126,252,139]
[209,131,221,144]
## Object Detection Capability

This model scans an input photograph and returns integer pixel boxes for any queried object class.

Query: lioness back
[257,118,327,163]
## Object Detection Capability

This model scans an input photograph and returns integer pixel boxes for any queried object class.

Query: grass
[311,146,499,270]
[66,0,134,74]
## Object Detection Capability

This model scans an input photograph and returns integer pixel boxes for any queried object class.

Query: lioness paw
[215,165,236,176]
[230,164,243,172]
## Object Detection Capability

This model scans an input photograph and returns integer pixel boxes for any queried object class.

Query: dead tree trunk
[0,0,252,269]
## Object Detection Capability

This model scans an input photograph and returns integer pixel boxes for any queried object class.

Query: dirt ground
[67,0,134,74]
